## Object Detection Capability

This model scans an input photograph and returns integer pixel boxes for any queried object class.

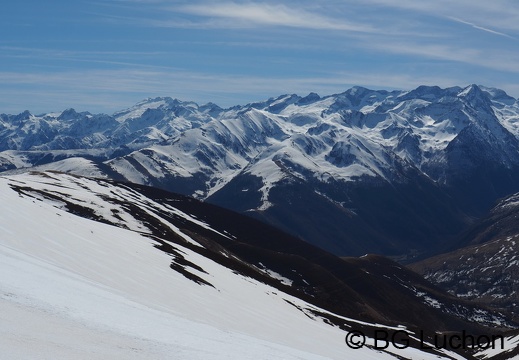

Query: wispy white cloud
[0,46,169,59]
[368,39,519,74]
[171,2,375,32]
[86,1,519,68]
[359,0,519,35]
[140,2,377,33]
[448,17,515,39]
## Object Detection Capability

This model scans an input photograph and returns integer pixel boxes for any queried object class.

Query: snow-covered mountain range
[2,85,519,259]
[1,170,517,359]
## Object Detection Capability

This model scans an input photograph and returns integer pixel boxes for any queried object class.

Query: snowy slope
[0,171,505,359]
[0,173,377,359]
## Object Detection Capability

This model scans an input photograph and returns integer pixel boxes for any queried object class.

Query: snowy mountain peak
[297,92,321,105]
[57,108,80,120]
[114,96,211,120]
[459,83,483,96]
[457,84,494,110]
[13,109,33,121]
[398,85,459,102]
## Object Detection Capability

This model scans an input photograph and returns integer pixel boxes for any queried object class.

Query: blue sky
[2,0,519,114]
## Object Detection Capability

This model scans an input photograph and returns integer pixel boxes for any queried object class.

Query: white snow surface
[0,171,466,359]
[0,150,33,168]
[29,157,110,178]
[113,98,168,122]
